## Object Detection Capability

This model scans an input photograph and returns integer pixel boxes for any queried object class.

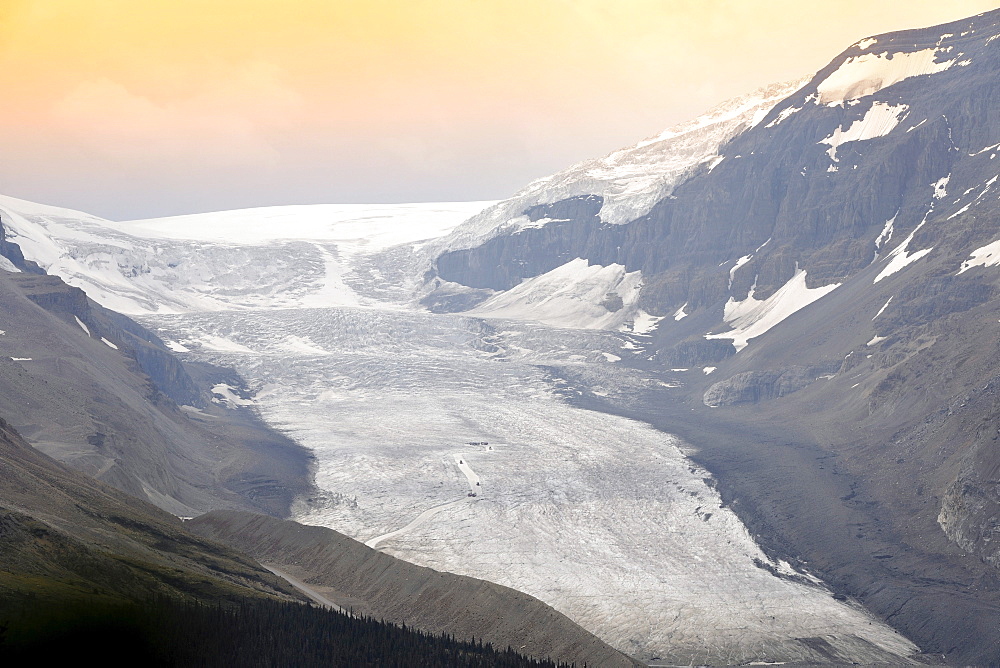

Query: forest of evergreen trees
[0,595,577,666]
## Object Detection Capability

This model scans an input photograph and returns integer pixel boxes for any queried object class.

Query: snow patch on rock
[875,214,896,251]
[872,297,893,320]
[164,340,190,353]
[958,238,1000,274]
[211,383,255,408]
[630,310,664,335]
[819,103,909,161]
[874,222,932,283]
[766,105,802,128]
[74,316,91,337]
[932,175,951,199]
[816,48,957,104]
[729,254,754,289]
[705,269,841,352]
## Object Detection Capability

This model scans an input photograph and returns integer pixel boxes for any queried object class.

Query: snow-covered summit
[116,201,494,248]
[0,196,490,314]
[429,78,808,256]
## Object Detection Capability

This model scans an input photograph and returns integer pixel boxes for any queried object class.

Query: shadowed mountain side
[0,416,304,609]
[0,268,312,517]
[187,509,640,668]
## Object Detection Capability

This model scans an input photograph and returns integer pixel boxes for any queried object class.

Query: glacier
[0,193,918,664]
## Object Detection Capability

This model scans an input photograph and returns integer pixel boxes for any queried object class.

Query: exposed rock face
[188,510,638,668]
[9,272,203,407]
[422,9,1000,664]
[436,196,606,291]
[437,27,999,307]
[661,338,736,367]
[703,363,841,407]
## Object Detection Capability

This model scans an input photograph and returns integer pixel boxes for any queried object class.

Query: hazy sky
[1,1,997,220]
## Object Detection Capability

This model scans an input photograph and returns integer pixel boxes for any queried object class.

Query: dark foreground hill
[1,597,571,667]
[188,510,638,668]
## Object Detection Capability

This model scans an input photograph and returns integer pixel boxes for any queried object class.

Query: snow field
[469,258,645,330]
[819,102,909,161]
[874,221,933,283]
[116,201,494,248]
[0,198,489,314]
[959,238,1000,273]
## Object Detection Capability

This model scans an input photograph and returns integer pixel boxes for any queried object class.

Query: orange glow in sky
[0,0,997,218]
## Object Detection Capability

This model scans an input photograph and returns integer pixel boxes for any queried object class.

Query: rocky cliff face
[434,17,1000,309]
[430,8,1000,552]
[424,9,1000,664]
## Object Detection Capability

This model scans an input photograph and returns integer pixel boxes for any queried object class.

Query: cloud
[48,61,303,169]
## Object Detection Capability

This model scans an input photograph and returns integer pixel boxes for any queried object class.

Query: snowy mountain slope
[432,9,1000,357]
[424,79,806,261]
